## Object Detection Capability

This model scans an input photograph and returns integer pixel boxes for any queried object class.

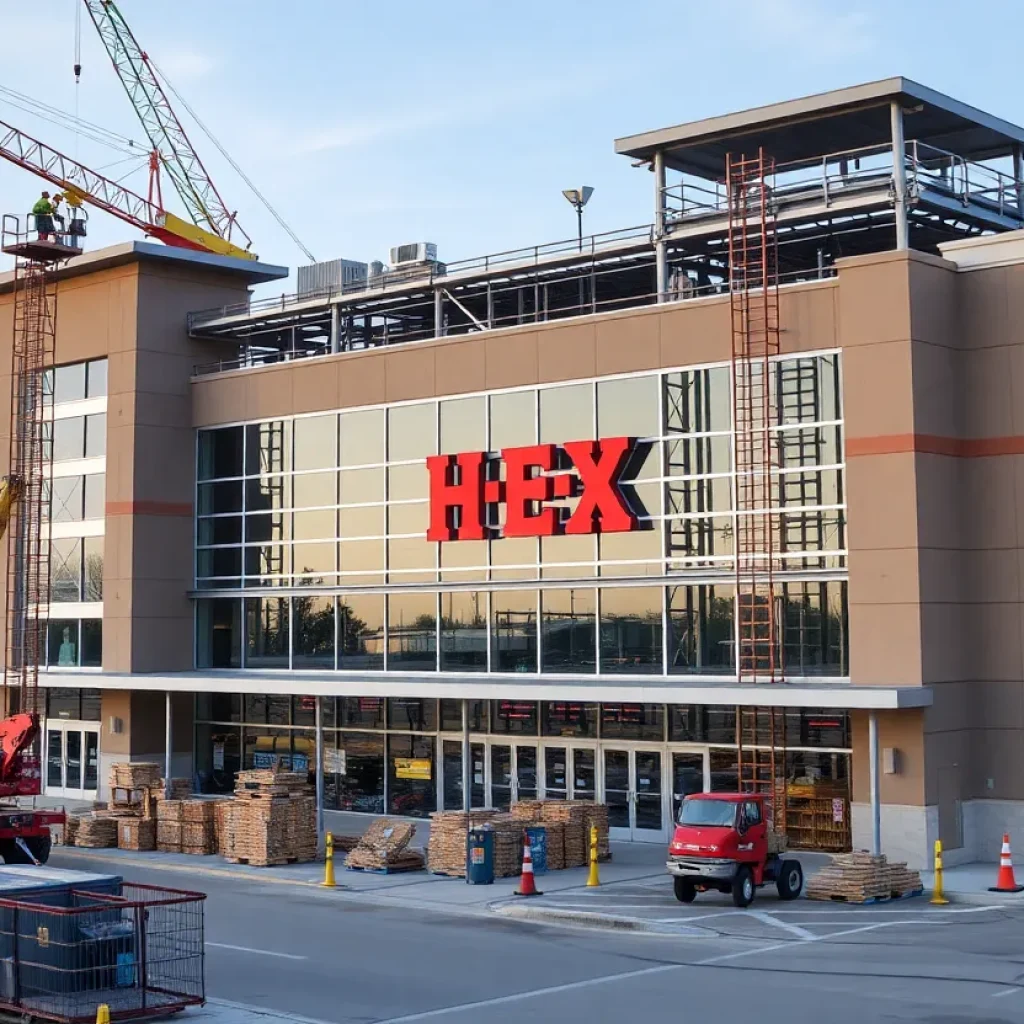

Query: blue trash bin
[466,826,494,885]
[525,827,547,875]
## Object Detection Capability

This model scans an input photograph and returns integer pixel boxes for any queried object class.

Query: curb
[939,889,1024,908]
[492,903,707,936]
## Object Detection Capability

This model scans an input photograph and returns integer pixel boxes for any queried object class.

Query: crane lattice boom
[83,0,252,252]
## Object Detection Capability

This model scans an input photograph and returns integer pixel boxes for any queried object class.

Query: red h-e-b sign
[426,437,640,541]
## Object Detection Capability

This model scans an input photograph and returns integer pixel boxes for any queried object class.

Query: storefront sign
[394,758,432,781]
[426,437,641,541]
[832,798,845,824]
[325,748,347,775]
[213,743,225,771]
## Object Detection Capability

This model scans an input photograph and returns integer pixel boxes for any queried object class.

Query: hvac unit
[389,242,438,267]
[297,258,368,298]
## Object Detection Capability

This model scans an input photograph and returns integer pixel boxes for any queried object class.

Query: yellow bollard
[586,823,600,887]
[322,830,337,888]
[96,1005,111,1024]
[931,838,949,905]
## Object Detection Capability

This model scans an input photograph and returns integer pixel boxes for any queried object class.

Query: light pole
[562,187,594,251]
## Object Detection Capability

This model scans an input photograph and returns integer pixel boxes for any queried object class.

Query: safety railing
[186,224,655,333]
[193,262,836,376]
[661,140,1024,223]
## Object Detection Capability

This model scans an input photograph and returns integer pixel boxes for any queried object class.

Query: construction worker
[31,191,54,240]
[51,194,66,241]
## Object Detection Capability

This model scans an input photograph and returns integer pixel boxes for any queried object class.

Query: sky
[2,0,1024,295]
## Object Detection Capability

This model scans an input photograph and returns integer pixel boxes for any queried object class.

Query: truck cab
[666,792,803,907]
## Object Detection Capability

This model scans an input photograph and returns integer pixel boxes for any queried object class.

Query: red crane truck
[666,792,803,908]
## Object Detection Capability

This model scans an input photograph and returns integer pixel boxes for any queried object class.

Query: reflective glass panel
[388,403,436,462]
[490,590,536,672]
[541,588,595,674]
[245,597,289,668]
[294,414,338,471]
[439,591,487,672]
[387,593,436,671]
[667,584,735,674]
[340,409,385,466]
[338,595,384,670]
[599,586,662,673]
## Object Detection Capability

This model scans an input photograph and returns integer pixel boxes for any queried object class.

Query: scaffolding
[1,216,66,730]
[726,152,787,829]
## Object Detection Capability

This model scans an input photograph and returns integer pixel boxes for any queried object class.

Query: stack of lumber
[214,798,232,854]
[543,821,566,870]
[109,762,162,791]
[806,852,923,903]
[767,825,788,856]
[74,815,118,849]
[54,817,78,847]
[156,798,184,852]
[181,800,217,855]
[538,802,588,867]
[117,818,156,852]
[221,769,316,867]
[333,834,360,854]
[345,819,424,872]
[427,810,496,876]
[490,815,525,878]
[510,801,544,823]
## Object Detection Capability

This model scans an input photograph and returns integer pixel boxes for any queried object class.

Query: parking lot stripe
[747,911,816,940]
[206,942,308,960]
[375,964,682,1021]
[992,988,1020,999]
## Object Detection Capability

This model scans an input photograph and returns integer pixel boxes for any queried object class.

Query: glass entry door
[671,749,709,823]
[603,748,667,842]
[441,740,486,811]
[489,743,538,810]
[540,745,597,801]
[45,721,99,800]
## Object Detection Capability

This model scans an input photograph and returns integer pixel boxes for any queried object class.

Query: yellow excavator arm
[0,477,23,543]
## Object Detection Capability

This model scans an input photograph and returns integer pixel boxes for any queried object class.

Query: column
[315,697,325,854]
[434,289,445,338]
[869,710,881,856]
[654,149,668,302]
[1013,144,1024,221]
[164,692,172,799]
[329,304,340,354]
[890,101,909,250]
[461,699,470,813]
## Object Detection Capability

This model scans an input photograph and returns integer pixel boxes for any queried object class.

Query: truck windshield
[678,799,738,827]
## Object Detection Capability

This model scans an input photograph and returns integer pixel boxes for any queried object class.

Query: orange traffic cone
[514,831,543,897]
[989,834,1024,893]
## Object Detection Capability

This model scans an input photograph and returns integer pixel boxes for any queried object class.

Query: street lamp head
[562,186,595,210]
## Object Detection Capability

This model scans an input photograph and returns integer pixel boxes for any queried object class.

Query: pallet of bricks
[805,852,923,904]
[221,770,317,867]
[346,819,425,873]
[426,811,522,878]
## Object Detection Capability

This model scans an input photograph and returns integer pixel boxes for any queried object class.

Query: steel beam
[890,102,909,250]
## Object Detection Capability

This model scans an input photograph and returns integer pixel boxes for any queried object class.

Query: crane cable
[149,58,317,263]
[0,84,140,156]
[74,0,82,155]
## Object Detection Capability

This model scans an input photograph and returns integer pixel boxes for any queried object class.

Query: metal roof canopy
[615,77,1024,178]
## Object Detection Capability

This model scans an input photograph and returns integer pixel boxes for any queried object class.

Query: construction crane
[1,118,253,258]
[82,0,253,255]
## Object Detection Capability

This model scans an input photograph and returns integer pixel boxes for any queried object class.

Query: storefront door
[440,739,486,811]
[671,748,710,824]
[44,721,99,800]
[489,743,538,810]
[541,744,597,801]
[603,748,667,843]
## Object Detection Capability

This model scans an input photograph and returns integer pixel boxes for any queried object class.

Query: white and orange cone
[514,832,543,897]
[989,833,1024,893]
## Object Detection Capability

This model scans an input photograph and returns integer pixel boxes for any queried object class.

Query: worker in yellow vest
[31,191,55,240]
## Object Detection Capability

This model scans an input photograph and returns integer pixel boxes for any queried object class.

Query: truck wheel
[25,835,52,865]
[776,860,803,901]
[731,866,755,908]
[673,877,696,903]
[0,836,50,865]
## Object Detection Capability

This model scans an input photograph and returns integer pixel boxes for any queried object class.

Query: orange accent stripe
[106,500,193,517]
[847,434,1024,458]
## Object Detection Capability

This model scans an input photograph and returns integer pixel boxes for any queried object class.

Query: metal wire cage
[0,883,205,1023]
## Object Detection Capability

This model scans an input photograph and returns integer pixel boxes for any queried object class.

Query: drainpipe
[869,710,881,856]
[890,102,909,250]
[654,149,668,301]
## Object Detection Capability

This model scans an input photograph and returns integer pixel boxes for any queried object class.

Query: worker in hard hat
[51,194,67,241]
[31,191,55,241]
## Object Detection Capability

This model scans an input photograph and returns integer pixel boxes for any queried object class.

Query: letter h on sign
[425,451,486,541]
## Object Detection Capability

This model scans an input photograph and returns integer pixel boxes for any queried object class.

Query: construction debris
[345,819,423,872]
[805,852,923,903]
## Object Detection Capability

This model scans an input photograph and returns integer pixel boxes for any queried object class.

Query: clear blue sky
[2,0,1023,292]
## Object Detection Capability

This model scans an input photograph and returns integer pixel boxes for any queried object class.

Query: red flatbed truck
[666,792,803,908]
